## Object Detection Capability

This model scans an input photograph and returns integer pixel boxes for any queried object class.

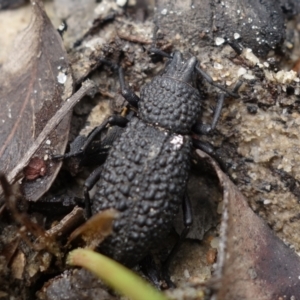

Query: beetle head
[162,51,198,85]
[139,51,201,134]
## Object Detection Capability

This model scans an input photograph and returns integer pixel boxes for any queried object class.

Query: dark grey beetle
[57,50,237,278]
[94,52,200,267]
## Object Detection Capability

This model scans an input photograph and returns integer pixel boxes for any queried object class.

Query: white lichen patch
[170,135,183,150]
[241,48,260,66]
[214,62,223,70]
[57,71,67,84]
[161,8,168,15]
[234,32,240,39]
[215,37,225,46]
[95,0,120,17]
[116,0,127,7]
[264,69,300,84]
[243,73,256,80]
[237,67,247,77]
[58,22,66,32]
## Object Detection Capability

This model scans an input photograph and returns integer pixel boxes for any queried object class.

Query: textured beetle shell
[91,52,203,266]
[139,76,201,134]
[92,117,191,266]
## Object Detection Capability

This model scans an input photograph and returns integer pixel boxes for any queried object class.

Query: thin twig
[7,80,97,184]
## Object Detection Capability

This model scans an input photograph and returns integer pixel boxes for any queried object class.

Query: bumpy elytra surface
[92,118,191,266]
[92,52,202,266]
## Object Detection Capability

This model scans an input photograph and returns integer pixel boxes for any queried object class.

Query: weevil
[56,49,239,284]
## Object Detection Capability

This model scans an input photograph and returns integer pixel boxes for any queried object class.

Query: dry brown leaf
[67,209,119,249]
[0,0,73,201]
[195,150,300,299]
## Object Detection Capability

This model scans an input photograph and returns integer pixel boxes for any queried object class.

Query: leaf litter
[196,150,300,300]
[0,0,74,201]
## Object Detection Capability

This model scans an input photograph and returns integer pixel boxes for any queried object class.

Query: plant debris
[0,0,73,201]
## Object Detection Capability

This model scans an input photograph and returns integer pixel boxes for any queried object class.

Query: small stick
[7,80,97,184]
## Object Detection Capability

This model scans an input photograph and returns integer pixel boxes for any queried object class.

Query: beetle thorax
[139,76,201,134]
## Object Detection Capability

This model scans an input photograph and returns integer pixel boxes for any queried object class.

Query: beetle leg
[162,193,193,288]
[52,115,128,160]
[83,165,103,218]
[117,66,140,108]
[225,39,244,55]
[196,66,239,98]
[81,115,128,153]
[192,139,215,155]
[139,255,162,288]
[192,139,229,172]
[193,78,242,135]
[100,59,140,107]
[193,93,225,135]
[149,47,172,59]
